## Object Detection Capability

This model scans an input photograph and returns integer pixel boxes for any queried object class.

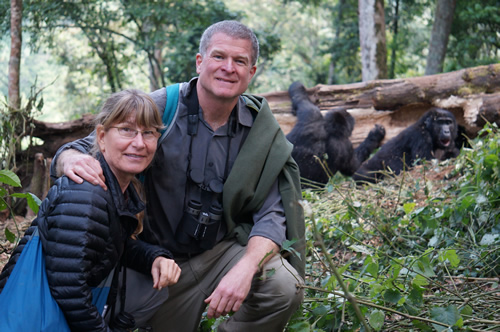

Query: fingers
[204,292,242,319]
[64,155,107,190]
[151,258,181,290]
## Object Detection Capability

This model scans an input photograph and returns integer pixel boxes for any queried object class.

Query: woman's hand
[151,257,181,290]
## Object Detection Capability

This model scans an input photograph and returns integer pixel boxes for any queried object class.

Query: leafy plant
[288,123,499,331]
[0,169,40,245]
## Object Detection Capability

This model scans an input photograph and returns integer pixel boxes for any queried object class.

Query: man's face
[196,32,257,102]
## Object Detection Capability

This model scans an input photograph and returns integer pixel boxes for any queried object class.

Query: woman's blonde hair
[92,89,164,237]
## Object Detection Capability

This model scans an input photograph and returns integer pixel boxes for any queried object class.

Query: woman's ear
[96,124,106,152]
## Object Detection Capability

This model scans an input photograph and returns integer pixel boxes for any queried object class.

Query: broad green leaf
[338,262,352,274]
[0,170,21,187]
[366,262,379,278]
[324,276,337,290]
[288,321,311,332]
[407,284,424,307]
[439,249,460,268]
[12,192,42,215]
[403,303,419,315]
[460,195,475,209]
[403,202,416,214]
[460,305,473,317]
[384,288,402,304]
[430,305,460,332]
[414,256,436,277]
[282,239,301,259]
[0,199,7,211]
[5,227,15,243]
[312,305,329,316]
[411,320,433,331]
[368,309,384,331]
[369,283,384,297]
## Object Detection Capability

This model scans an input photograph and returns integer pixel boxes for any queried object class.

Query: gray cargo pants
[126,239,303,332]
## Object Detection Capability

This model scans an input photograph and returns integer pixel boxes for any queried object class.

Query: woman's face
[97,114,158,191]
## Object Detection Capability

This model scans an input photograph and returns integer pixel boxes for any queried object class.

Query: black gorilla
[353,107,460,183]
[286,81,386,186]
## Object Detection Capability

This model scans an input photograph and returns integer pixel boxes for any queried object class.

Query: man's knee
[260,256,304,309]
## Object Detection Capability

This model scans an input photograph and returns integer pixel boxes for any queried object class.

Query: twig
[301,285,491,331]
[309,213,372,332]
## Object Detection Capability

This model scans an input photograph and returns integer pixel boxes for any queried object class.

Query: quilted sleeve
[39,179,112,332]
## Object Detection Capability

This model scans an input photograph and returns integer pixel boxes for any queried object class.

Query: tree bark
[8,0,22,110]
[358,0,387,81]
[425,0,457,75]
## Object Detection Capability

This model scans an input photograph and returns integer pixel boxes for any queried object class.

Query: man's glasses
[111,127,160,141]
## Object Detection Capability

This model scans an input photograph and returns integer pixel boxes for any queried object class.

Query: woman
[0,89,181,331]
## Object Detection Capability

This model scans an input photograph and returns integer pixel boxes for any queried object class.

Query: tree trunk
[388,0,399,79]
[149,47,163,92]
[8,0,22,111]
[358,0,387,81]
[425,0,457,75]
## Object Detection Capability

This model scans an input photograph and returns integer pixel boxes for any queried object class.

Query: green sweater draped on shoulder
[223,94,306,278]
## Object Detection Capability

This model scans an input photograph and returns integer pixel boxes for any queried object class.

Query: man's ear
[196,54,203,74]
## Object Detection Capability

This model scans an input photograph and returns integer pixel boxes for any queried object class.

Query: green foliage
[0,79,44,171]
[287,124,500,331]
[0,169,40,245]
[446,0,500,71]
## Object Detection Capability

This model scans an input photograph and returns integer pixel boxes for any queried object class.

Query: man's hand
[151,257,181,290]
[58,149,107,190]
[204,237,279,318]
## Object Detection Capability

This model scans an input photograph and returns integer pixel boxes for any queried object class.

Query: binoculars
[177,200,222,250]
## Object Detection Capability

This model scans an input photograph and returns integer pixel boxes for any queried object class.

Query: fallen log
[27,63,500,158]
[263,63,500,146]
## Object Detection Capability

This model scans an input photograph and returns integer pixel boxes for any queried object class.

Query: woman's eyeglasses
[111,127,160,141]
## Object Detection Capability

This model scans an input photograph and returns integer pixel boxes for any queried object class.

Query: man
[51,20,305,331]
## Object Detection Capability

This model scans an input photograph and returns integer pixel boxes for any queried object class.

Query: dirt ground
[0,215,33,271]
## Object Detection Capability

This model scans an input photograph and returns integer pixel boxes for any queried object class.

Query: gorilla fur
[353,107,460,183]
[286,81,386,186]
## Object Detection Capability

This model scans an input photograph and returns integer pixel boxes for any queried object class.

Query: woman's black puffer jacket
[0,154,172,332]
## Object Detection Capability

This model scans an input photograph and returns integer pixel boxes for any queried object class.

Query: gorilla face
[429,110,457,149]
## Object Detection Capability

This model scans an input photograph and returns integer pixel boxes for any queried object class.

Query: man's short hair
[199,20,259,66]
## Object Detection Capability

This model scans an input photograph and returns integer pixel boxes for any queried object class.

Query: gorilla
[286,81,386,186]
[353,107,460,183]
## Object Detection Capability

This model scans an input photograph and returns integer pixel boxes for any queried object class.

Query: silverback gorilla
[353,107,460,183]
[286,81,386,186]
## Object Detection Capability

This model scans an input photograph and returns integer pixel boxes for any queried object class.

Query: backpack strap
[163,83,180,127]
[158,83,180,144]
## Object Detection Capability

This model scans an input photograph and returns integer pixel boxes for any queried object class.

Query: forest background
[1,0,499,123]
[1,1,499,331]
